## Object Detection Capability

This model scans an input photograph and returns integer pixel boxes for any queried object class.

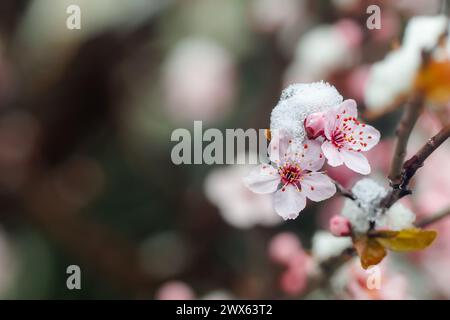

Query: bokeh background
[0,0,448,299]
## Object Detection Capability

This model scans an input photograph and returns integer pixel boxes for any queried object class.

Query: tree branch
[417,207,450,228]
[387,94,424,185]
[382,124,450,208]
[333,180,355,200]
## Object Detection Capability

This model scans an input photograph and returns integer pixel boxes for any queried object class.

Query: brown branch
[333,180,355,200]
[417,207,450,228]
[382,124,450,208]
[387,94,424,185]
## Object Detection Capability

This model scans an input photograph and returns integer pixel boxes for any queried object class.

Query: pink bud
[329,215,351,237]
[268,232,301,266]
[304,112,325,139]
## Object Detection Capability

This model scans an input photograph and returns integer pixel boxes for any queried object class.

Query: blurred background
[0,0,448,299]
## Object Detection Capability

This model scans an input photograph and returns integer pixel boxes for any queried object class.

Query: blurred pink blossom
[344,65,371,103]
[268,232,302,265]
[155,281,195,300]
[335,19,363,49]
[163,37,236,124]
[249,0,305,34]
[205,160,281,229]
[268,232,312,296]
[416,145,450,215]
[344,260,409,300]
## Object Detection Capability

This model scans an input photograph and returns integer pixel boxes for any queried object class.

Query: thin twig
[387,94,424,185]
[382,125,450,208]
[417,207,450,228]
[333,180,355,200]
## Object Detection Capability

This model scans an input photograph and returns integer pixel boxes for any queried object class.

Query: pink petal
[273,185,306,220]
[355,124,380,151]
[324,108,338,140]
[340,150,370,175]
[301,172,336,202]
[324,99,357,139]
[243,164,279,194]
[337,99,358,118]
[321,141,343,167]
[269,129,292,163]
[298,139,325,172]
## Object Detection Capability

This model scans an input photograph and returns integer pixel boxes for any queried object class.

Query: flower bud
[329,215,351,237]
[304,112,325,139]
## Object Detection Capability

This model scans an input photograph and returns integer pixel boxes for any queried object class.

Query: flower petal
[298,139,325,171]
[269,129,292,163]
[243,164,279,194]
[273,185,306,220]
[337,99,358,118]
[321,141,343,167]
[301,172,336,202]
[340,150,371,174]
[355,124,380,151]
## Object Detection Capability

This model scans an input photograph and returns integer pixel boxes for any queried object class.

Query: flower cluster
[244,82,380,219]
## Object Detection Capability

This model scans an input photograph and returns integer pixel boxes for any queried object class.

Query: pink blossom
[268,232,302,265]
[280,253,308,296]
[155,281,195,300]
[334,19,363,49]
[321,99,380,174]
[244,131,336,220]
[329,215,351,237]
[345,260,409,300]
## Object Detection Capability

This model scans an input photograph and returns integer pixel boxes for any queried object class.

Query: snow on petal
[270,82,343,145]
[273,185,306,220]
[301,172,336,202]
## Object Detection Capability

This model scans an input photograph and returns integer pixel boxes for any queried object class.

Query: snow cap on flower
[365,49,420,110]
[342,178,416,233]
[402,15,449,51]
[311,231,352,262]
[379,202,416,231]
[270,82,343,146]
[365,15,450,110]
[342,178,387,233]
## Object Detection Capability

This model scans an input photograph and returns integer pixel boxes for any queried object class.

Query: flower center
[331,130,346,149]
[331,123,356,150]
[279,163,303,187]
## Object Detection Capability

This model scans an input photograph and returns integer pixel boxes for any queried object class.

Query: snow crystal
[270,82,343,145]
[311,231,352,262]
[342,178,387,233]
[383,203,416,231]
[342,178,416,233]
